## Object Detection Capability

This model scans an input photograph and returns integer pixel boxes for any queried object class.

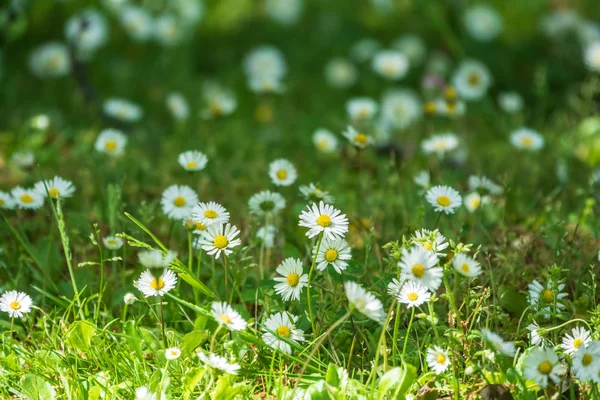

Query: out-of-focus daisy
[387,278,403,297]
[482,329,516,356]
[425,185,462,215]
[257,225,277,248]
[452,60,492,101]
[584,42,600,72]
[264,0,303,25]
[528,279,567,318]
[124,293,137,305]
[381,89,423,130]
[562,327,591,355]
[269,159,297,186]
[120,5,153,41]
[464,5,503,42]
[154,14,183,46]
[528,323,544,346]
[452,253,482,278]
[103,235,124,250]
[134,386,158,400]
[166,92,190,120]
[343,125,372,149]
[138,249,177,269]
[11,187,44,210]
[0,291,33,318]
[312,129,338,154]
[299,183,334,204]
[161,185,198,220]
[299,201,348,240]
[324,58,358,88]
[464,192,482,213]
[244,45,287,81]
[34,176,76,199]
[421,133,459,157]
[399,246,442,291]
[211,301,247,331]
[11,151,35,168]
[523,347,564,389]
[249,75,284,94]
[173,0,204,25]
[315,237,351,273]
[134,269,177,297]
[178,151,208,172]
[273,258,308,301]
[95,129,127,156]
[262,312,304,354]
[29,42,71,78]
[426,346,450,374]
[65,9,108,58]
[414,170,430,189]
[372,50,409,80]
[411,229,448,257]
[344,282,385,323]
[0,191,15,210]
[398,281,431,308]
[248,190,286,217]
[198,223,241,259]
[468,175,503,196]
[392,34,426,66]
[201,87,237,119]
[192,201,230,227]
[540,9,580,39]
[498,92,523,113]
[198,352,241,375]
[510,128,545,151]
[103,98,143,122]
[346,97,378,121]
[165,347,181,360]
[572,341,600,382]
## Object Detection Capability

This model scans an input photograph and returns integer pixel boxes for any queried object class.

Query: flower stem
[401,307,415,360]
[223,255,230,302]
[307,233,324,334]
[159,299,167,347]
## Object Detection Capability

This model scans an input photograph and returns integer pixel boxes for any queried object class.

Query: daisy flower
[248,75,285,94]
[165,347,181,360]
[95,129,127,156]
[103,98,143,122]
[248,190,286,217]
[191,201,230,227]
[299,183,334,204]
[312,129,339,154]
[211,302,247,331]
[452,60,492,101]
[34,176,76,199]
[398,246,442,291]
[124,293,137,305]
[154,14,183,46]
[343,125,373,149]
[482,329,516,356]
[425,185,462,215]
[562,327,591,355]
[134,269,177,297]
[421,133,459,157]
[346,97,378,121]
[498,92,524,113]
[584,42,600,72]
[523,347,564,389]
[314,237,352,273]
[572,341,600,382]
[528,323,544,346]
[161,185,198,220]
[198,223,241,259]
[464,5,503,42]
[201,85,237,119]
[166,92,190,120]
[244,45,287,80]
[510,128,545,151]
[464,192,482,212]
[103,235,124,250]
[426,346,450,374]
[273,258,308,301]
[398,281,431,308]
[257,224,277,248]
[0,291,33,318]
[198,352,241,375]
[528,279,567,318]
[468,175,503,196]
[11,187,44,210]
[11,151,35,168]
[264,0,303,25]
[392,34,426,66]
[411,229,449,257]
[372,50,409,80]
[452,253,482,278]
[65,9,108,57]
[298,201,348,240]
[138,249,177,269]
[387,278,403,297]
[414,170,430,189]
[0,191,16,210]
[120,5,153,41]
[324,58,358,88]
[178,151,208,172]
[381,89,423,130]
[262,312,305,354]
[269,159,297,186]
[344,281,385,323]
[28,42,71,78]
[134,386,158,400]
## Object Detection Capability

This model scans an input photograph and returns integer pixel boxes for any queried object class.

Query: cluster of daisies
[0,176,76,211]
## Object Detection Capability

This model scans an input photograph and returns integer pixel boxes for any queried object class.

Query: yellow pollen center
[173,196,186,207]
[150,278,165,290]
[9,301,20,310]
[204,210,217,219]
[542,289,555,303]
[574,338,584,349]
[213,235,228,249]
[286,273,300,287]
[316,214,331,227]
[276,325,291,338]
[468,73,480,85]
[583,354,593,366]
[48,188,59,197]
[538,361,552,375]
[210,102,222,116]
[20,194,33,204]
[444,87,457,99]
[435,353,446,364]
[107,240,117,246]
[276,169,287,180]
[220,314,232,324]
[461,263,470,273]
[316,139,328,151]
[195,222,206,231]
[412,264,426,278]
[105,140,117,151]
[407,292,418,301]
[423,242,433,251]
[355,133,368,144]
[437,196,451,207]
[0,199,4,206]
[521,137,533,147]
[325,249,338,262]
[425,101,436,114]
[186,161,197,169]
[356,297,366,310]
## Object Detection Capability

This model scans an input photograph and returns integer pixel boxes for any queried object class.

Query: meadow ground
[2,0,600,399]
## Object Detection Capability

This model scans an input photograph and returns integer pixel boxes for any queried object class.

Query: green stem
[443,274,461,327]
[223,255,229,302]
[401,308,415,360]
[369,298,397,391]
[159,298,167,347]
[307,233,324,335]
[392,302,402,364]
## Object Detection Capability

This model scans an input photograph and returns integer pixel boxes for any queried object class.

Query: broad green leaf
[21,374,56,400]
[325,363,340,388]
[65,321,96,351]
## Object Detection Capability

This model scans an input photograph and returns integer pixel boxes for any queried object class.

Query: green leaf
[377,363,417,400]
[498,285,527,315]
[183,367,206,400]
[181,331,208,355]
[391,363,417,399]
[325,363,340,388]
[211,375,246,400]
[20,375,56,400]
[65,321,96,351]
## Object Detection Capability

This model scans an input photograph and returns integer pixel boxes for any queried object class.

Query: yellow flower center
[437,196,451,207]
[435,353,446,364]
[521,136,533,147]
[407,292,418,301]
[425,101,436,114]
[325,249,338,262]
[444,87,457,100]
[195,222,206,231]
[538,361,552,375]
[383,62,397,75]
[573,338,584,349]
[423,242,433,251]
[0,199,4,206]
[355,133,368,144]
[542,289,555,303]
[150,278,165,290]
[105,140,117,151]
[356,297,366,310]
[286,273,300,287]
[204,210,217,219]
[470,198,481,209]
[276,169,287,180]
[468,73,480,86]
[583,354,593,366]
[186,161,197,169]
[412,264,426,278]
[173,196,186,207]
[107,240,117,246]
[316,214,331,227]
[213,235,228,249]
[461,263,470,273]
[446,102,457,114]
[316,139,329,151]
[9,301,21,310]
[48,188,60,197]
[276,325,291,338]
[220,314,232,324]
[20,194,33,204]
